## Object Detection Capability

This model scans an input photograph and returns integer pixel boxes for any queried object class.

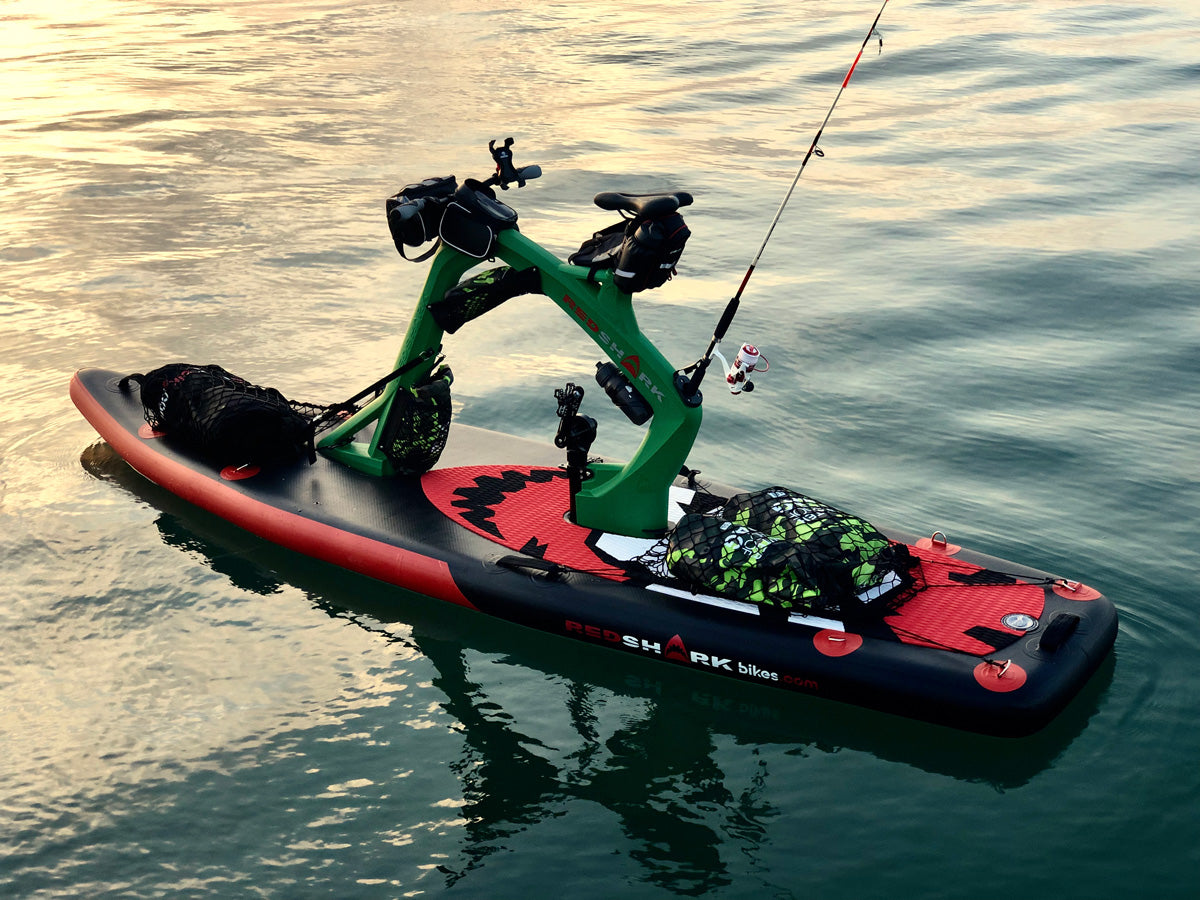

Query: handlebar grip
[518,164,542,181]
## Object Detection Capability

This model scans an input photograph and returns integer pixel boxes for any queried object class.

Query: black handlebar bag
[386,175,458,261]
[438,180,518,259]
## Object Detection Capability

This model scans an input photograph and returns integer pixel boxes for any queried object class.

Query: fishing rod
[680,0,890,401]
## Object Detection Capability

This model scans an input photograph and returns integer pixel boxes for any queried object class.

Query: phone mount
[490,138,525,188]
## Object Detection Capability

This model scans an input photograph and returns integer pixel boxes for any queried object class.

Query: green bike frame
[318,225,703,538]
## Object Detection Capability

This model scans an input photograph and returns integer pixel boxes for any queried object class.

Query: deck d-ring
[1051,579,1102,601]
[974,658,1027,692]
[916,530,961,555]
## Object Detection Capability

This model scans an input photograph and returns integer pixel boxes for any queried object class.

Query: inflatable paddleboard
[72,367,1117,737]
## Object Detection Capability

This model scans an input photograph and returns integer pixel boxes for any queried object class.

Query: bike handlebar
[484,163,541,191]
[390,159,541,234]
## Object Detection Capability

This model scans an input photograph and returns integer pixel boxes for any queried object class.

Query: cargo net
[665,486,919,623]
[123,363,337,467]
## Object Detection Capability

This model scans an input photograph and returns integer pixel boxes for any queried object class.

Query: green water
[3,1,1198,896]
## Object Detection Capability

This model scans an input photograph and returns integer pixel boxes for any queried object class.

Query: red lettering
[563,295,601,332]
[568,620,627,644]
[782,673,820,691]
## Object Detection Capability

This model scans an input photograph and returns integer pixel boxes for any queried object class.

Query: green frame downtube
[319,227,703,537]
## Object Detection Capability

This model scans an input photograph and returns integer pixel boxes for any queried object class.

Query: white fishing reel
[712,342,769,394]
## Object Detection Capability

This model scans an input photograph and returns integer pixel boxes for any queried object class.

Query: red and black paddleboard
[72,367,1118,736]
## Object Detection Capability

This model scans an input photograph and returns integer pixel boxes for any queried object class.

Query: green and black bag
[666,514,832,617]
[378,365,454,475]
[666,487,918,622]
[428,265,541,334]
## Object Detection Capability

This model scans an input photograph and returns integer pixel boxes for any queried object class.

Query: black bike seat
[593,190,693,218]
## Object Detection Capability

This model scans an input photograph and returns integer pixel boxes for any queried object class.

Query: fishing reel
[711,342,769,394]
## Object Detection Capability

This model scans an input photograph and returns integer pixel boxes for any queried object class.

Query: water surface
[2,1,1198,896]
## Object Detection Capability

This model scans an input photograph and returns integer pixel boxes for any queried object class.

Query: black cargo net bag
[120,363,317,467]
[378,364,454,476]
[666,486,919,623]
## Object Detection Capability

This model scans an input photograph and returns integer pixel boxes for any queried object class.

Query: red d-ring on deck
[1052,580,1101,601]
[916,531,961,555]
[221,465,260,481]
[814,630,863,657]
[974,660,1027,692]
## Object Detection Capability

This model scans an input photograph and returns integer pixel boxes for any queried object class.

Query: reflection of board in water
[81,434,1112,800]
